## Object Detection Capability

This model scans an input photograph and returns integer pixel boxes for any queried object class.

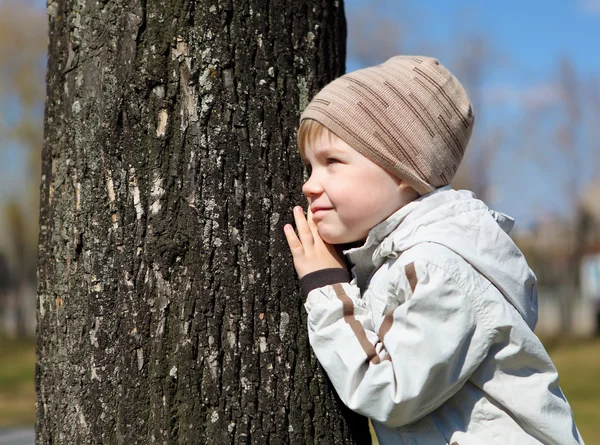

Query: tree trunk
[37,0,371,444]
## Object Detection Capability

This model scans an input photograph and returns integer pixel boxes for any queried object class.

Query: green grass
[1,334,598,443]
[0,333,36,427]
[543,336,600,444]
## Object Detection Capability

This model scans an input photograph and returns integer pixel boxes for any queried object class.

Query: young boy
[283,55,584,444]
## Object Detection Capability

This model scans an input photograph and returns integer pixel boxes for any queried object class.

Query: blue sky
[345,0,600,229]
[2,0,599,230]
[347,0,600,79]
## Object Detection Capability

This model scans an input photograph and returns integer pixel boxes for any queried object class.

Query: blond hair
[297,118,333,165]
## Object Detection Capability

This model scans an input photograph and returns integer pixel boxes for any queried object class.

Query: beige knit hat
[300,55,474,195]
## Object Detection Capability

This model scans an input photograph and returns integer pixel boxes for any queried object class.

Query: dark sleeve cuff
[299,268,351,298]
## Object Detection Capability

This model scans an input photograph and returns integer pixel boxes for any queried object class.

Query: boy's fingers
[306,207,321,237]
[293,206,314,246]
[283,224,304,253]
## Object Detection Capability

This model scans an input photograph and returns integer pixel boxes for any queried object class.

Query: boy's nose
[301,174,323,198]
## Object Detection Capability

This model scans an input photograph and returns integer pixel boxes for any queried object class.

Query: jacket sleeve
[303,259,495,428]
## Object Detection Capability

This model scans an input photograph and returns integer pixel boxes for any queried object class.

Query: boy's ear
[398,181,420,201]
[396,180,409,192]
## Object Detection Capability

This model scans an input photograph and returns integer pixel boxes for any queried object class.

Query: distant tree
[347,0,405,67]
[3,201,29,337]
[449,35,506,202]
[587,77,600,172]
[0,0,46,282]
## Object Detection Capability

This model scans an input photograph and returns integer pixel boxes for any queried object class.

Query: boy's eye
[303,159,339,173]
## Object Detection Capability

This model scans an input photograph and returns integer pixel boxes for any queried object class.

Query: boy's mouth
[312,208,332,218]
[311,204,332,212]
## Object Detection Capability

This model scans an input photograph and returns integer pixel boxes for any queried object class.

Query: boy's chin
[314,217,367,244]
[317,228,365,246]
[316,230,343,245]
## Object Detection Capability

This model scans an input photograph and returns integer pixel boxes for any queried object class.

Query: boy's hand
[284,206,348,279]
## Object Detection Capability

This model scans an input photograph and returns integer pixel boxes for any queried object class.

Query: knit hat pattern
[300,55,474,195]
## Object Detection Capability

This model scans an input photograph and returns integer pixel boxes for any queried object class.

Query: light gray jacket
[302,186,583,445]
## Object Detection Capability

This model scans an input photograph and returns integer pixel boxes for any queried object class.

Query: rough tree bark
[36,0,372,443]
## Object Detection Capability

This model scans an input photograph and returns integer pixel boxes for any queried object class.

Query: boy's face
[302,130,416,245]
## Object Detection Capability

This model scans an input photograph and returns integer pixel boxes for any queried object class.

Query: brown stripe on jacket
[378,262,419,347]
[330,263,419,366]
[405,262,418,292]
[332,283,381,364]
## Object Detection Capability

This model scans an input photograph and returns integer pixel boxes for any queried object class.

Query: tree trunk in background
[37,0,371,443]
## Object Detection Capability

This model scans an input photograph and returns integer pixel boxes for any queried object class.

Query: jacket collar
[341,185,452,290]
